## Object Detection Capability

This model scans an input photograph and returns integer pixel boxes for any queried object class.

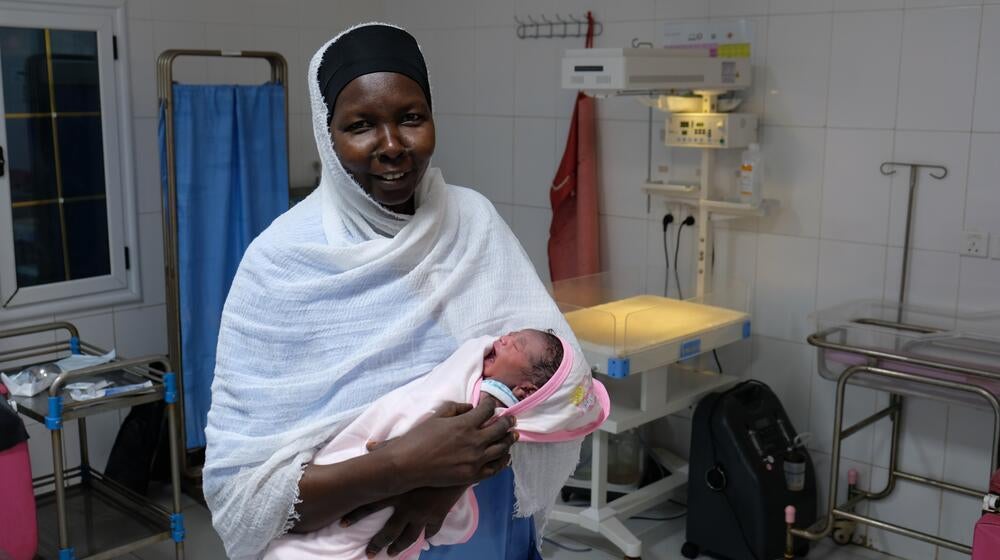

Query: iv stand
[878,162,948,324]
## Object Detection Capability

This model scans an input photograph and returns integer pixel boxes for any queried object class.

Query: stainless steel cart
[0,321,185,560]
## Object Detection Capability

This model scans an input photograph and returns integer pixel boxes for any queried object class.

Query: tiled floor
[109,497,902,560]
[540,503,902,560]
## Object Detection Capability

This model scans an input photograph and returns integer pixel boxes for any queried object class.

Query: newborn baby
[264,329,609,560]
[478,329,563,407]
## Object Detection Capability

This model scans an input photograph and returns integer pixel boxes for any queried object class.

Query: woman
[204,23,583,560]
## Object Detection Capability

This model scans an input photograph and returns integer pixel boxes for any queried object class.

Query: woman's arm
[292,399,517,533]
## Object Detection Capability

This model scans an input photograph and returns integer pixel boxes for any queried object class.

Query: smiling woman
[329,72,435,214]
[203,22,583,560]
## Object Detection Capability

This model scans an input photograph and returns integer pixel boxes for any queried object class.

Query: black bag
[104,401,170,495]
[0,395,28,452]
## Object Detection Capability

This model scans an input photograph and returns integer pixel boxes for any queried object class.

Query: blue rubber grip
[69,336,80,354]
[607,357,630,378]
[46,396,63,430]
[59,547,76,560]
[163,372,178,404]
[171,512,186,542]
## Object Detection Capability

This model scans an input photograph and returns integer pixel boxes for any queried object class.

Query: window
[0,1,138,318]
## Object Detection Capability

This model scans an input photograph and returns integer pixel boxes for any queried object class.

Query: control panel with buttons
[666,112,758,149]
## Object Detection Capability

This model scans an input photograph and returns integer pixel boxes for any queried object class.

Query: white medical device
[666,113,758,149]
[561,48,751,95]
[556,36,776,560]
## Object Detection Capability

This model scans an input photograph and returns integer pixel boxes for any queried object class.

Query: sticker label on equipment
[680,338,702,359]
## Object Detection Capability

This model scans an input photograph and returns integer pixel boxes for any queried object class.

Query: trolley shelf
[12,366,164,424]
[35,480,171,560]
[601,369,740,434]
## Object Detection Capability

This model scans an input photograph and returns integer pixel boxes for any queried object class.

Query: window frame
[0,0,140,322]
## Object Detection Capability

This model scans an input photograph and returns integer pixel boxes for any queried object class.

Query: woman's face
[329,72,435,214]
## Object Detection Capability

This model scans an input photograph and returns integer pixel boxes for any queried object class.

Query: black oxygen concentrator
[683,380,817,560]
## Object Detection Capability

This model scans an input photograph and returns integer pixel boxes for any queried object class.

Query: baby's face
[482,329,547,397]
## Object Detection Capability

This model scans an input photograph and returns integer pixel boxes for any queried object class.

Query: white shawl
[203,23,585,559]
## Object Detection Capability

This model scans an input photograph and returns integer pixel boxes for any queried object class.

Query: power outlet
[963,231,989,258]
[992,233,1000,260]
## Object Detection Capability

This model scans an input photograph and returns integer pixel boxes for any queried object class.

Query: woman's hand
[292,399,514,534]
[341,485,468,557]
[378,399,518,489]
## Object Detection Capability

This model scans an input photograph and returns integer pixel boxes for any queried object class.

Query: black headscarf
[318,24,432,114]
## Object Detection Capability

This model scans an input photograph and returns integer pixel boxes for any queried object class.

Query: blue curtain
[159,84,289,449]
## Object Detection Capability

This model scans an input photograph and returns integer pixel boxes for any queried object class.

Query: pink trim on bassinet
[826,350,1000,396]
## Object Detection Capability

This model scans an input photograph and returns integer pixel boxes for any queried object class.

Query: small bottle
[739,142,762,207]
[783,449,807,492]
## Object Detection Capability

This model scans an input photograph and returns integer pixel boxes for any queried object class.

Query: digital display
[680,122,689,128]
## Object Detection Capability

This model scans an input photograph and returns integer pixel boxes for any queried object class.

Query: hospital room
[3,0,1000,559]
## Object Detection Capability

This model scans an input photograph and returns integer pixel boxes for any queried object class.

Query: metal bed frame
[1,321,184,560]
[155,50,288,475]
[784,327,1000,556]
[783,162,1000,557]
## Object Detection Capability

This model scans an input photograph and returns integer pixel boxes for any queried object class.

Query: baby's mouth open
[483,346,497,372]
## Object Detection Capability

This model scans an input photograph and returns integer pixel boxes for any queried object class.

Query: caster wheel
[681,541,699,559]
[832,520,856,546]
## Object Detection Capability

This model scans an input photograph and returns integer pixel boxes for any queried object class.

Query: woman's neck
[386,196,416,215]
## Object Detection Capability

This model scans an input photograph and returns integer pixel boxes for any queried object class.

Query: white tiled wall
[381,1,1000,557]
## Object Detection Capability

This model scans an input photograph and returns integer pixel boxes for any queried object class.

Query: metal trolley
[0,322,185,560]
[783,311,1000,556]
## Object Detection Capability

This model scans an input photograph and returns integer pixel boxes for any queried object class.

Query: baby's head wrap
[317,24,432,115]
[491,336,610,442]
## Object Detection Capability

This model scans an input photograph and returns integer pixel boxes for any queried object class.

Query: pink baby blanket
[264,335,609,560]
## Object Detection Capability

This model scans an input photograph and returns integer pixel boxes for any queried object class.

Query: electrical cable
[631,510,688,521]
[662,213,674,297]
[630,496,689,521]
[542,537,592,553]
[674,216,695,299]
[674,225,685,299]
[713,349,724,373]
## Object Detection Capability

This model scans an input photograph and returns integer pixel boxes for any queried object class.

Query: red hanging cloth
[548,11,600,283]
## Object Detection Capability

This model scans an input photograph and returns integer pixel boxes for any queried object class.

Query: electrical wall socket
[963,231,989,258]
[992,233,1000,260]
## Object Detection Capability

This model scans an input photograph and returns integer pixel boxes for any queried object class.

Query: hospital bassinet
[784,300,1000,557]
[812,300,1000,408]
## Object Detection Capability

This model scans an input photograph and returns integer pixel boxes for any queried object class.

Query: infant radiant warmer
[549,272,752,558]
